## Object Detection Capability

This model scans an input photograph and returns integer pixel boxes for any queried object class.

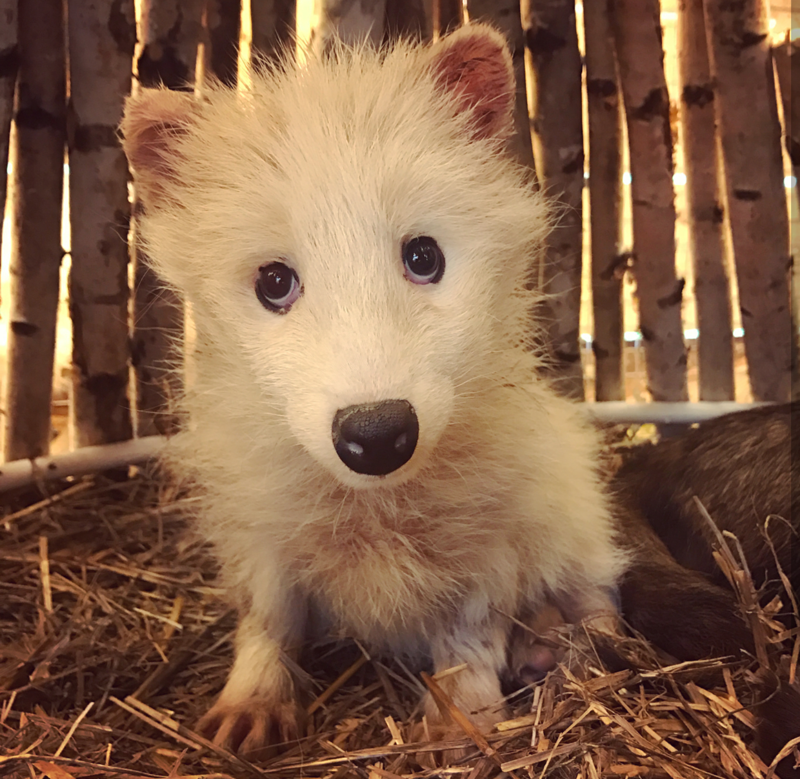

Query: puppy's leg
[424,602,509,746]
[508,589,620,686]
[199,592,306,757]
[557,587,621,635]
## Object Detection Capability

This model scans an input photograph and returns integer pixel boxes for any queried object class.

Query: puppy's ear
[428,23,515,141]
[120,89,199,208]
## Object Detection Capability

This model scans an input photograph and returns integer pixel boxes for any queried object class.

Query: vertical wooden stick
[205,0,241,87]
[67,0,135,447]
[131,0,203,438]
[467,0,536,172]
[611,0,688,402]
[773,35,800,185]
[0,0,18,280]
[521,0,585,399]
[385,0,429,41]
[678,0,734,401]
[771,34,800,400]
[310,0,385,55]
[584,0,624,401]
[3,0,66,460]
[251,0,295,64]
[704,0,792,402]
[430,0,462,41]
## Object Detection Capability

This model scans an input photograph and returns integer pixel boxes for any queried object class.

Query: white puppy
[121,23,625,755]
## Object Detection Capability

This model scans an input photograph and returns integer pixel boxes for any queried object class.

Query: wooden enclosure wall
[0,0,796,461]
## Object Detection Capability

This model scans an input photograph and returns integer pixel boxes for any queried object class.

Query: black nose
[332,400,419,476]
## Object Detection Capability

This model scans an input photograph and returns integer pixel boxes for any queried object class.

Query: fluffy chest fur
[283,475,524,644]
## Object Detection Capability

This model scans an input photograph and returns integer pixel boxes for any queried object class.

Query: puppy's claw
[198,699,299,759]
[411,720,477,768]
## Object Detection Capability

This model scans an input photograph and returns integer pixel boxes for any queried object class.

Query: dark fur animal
[612,402,799,777]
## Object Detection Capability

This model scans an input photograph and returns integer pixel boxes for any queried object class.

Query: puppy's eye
[255,262,302,313]
[402,236,445,285]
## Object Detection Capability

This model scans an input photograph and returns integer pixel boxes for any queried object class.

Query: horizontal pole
[586,401,769,426]
[0,436,167,493]
[0,402,772,493]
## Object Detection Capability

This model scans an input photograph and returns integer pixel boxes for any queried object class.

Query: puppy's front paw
[415,689,504,767]
[198,695,300,758]
[411,717,476,767]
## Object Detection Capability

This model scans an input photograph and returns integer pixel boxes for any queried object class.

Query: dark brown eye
[402,236,445,284]
[255,262,302,313]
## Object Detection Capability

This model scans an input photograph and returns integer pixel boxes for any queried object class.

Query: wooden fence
[0,0,796,461]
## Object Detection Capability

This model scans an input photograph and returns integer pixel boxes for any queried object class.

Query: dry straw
[0,465,797,778]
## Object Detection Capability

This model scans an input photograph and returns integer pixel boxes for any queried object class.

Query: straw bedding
[1,440,797,778]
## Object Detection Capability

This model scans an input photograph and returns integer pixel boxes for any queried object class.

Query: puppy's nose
[332,400,418,476]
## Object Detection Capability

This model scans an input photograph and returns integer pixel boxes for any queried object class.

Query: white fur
[123,28,627,752]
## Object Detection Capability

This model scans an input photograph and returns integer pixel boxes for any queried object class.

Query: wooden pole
[0,0,18,281]
[136,0,204,89]
[385,0,429,41]
[466,0,536,172]
[678,0,734,401]
[610,0,688,402]
[251,0,295,63]
[703,0,792,402]
[772,34,800,399]
[310,0,385,54]
[584,0,624,402]
[3,0,66,460]
[205,0,240,86]
[429,0,462,40]
[131,0,203,438]
[773,35,800,184]
[67,0,135,448]
[521,0,585,399]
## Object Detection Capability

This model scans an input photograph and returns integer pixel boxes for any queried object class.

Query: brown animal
[612,403,799,777]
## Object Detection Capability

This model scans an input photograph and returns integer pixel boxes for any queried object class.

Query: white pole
[0,402,774,494]
[585,401,769,426]
[0,436,167,493]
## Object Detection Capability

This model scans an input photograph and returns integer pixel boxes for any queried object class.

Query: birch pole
[703,0,791,402]
[3,0,66,460]
[310,0,385,53]
[251,0,295,63]
[521,0,584,399]
[206,0,240,86]
[773,35,799,184]
[584,0,624,401]
[678,0,734,401]
[132,0,203,438]
[385,0,428,41]
[772,34,800,398]
[430,0,462,39]
[466,0,536,171]
[67,0,135,448]
[0,0,17,274]
[610,0,688,402]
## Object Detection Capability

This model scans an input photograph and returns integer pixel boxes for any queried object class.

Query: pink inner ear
[127,119,189,182]
[430,28,515,140]
[121,90,198,206]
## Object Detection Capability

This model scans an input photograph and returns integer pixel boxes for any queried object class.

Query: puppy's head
[121,24,547,488]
